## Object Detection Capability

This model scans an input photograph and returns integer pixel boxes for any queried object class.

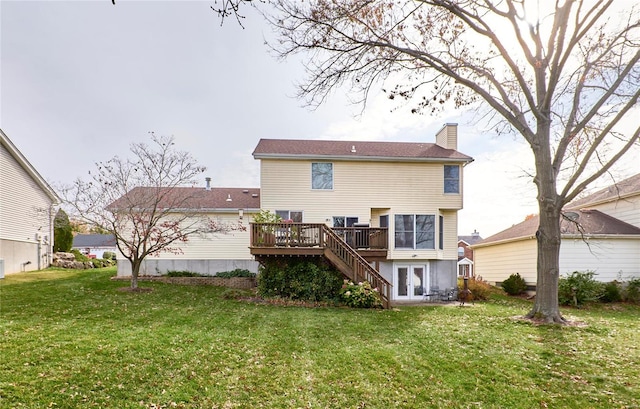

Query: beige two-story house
[251,124,473,304]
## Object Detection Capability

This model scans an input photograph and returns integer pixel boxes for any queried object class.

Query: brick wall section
[112,276,257,289]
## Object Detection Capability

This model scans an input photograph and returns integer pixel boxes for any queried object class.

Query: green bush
[601,281,622,303]
[623,278,640,303]
[166,271,205,277]
[501,273,527,295]
[102,251,116,261]
[257,259,343,302]
[71,249,89,262]
[558,271,603,307]
[216,269,256,278]
[339,280,382,308]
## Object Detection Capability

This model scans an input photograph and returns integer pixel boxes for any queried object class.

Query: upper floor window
[312,162,333,190]
[394,214,435,249]
[444,165,460,194]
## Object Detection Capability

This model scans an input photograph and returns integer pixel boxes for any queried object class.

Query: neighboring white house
[473,173,640,287]
[0,129,60,276]
[72,234,117,259]
[115,186,261,276]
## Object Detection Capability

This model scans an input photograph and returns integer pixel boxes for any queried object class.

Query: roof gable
[252,139,473,163]
[0,129,60,203]
[568,173,640,209]
[476,209,640,246]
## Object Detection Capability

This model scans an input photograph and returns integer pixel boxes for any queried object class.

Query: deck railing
[250,223,388,250]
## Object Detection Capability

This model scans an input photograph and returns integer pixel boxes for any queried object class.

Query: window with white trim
[444,165,460,194]
[394,214,435,249]
[312,162,333,190]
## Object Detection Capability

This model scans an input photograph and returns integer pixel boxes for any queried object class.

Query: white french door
[394,264,428,300]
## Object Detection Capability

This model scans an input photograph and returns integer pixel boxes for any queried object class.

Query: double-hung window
[312,162,333,190]
[444,165,460,194]
[394,214,435,249]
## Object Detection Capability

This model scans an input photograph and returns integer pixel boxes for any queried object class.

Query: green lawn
[1,268,638,408]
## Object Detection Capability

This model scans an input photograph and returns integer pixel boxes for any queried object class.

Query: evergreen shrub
[558,271,603,307]
[257,259,343,302]
[501,273,527,295]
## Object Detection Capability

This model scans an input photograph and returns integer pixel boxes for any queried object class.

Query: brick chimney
[435,123,458,150]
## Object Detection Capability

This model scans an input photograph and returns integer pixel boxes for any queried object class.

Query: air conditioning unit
[0,259,4,279]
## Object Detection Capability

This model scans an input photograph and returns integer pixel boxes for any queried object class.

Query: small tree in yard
[63,133,243,290]
[268,0,640,323]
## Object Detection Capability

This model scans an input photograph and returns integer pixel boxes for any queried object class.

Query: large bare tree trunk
[526,130,566,323]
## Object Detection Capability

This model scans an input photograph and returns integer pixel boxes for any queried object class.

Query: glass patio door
[395,265,427,300]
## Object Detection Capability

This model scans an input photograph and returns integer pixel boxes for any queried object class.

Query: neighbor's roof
[109,186,260,211]
[568,173,640,209]
[458,234,483,246]
[474,209,640,248]
[0,129,60,203]
[252,139,473,163]
[72,234,116,248]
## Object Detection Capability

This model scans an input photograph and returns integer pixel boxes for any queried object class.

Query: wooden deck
[249,223,388,261]
[249,223,391,308]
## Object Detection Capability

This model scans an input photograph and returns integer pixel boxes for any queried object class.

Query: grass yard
[1,268,639,409]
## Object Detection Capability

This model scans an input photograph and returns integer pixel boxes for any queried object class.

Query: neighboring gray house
[72,234,117,259]
[0,129,60,276]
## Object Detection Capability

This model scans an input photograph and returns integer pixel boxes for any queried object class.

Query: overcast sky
[2,1,639,238]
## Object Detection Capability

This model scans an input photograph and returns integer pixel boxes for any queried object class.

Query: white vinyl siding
[116,212,254,261]
[0,143,55,242]
[583,195,640,228]
[559,237,640,282]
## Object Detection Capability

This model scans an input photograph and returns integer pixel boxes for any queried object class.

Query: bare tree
[268,0,640,322]
[63,133,242,290]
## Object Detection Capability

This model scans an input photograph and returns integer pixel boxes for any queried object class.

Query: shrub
[339,280,383,308]
[458,276,493,301]
[71,249,89,262]
[166,270,205,277]
[102,251,116,261]
[601,281,622,303]
[501,273,527,295]
[257,259,343,302]
[558,271,603,307]
[53,209,73,252]
[216,269,256,278]
[91,259,112,268]
[623,278,640,303]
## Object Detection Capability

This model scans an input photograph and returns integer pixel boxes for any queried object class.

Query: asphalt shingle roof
[476,209,640,246]
[252,139,473,162]
[568,173,640,209]
[72,234,116,248]
[109,187,260,211]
